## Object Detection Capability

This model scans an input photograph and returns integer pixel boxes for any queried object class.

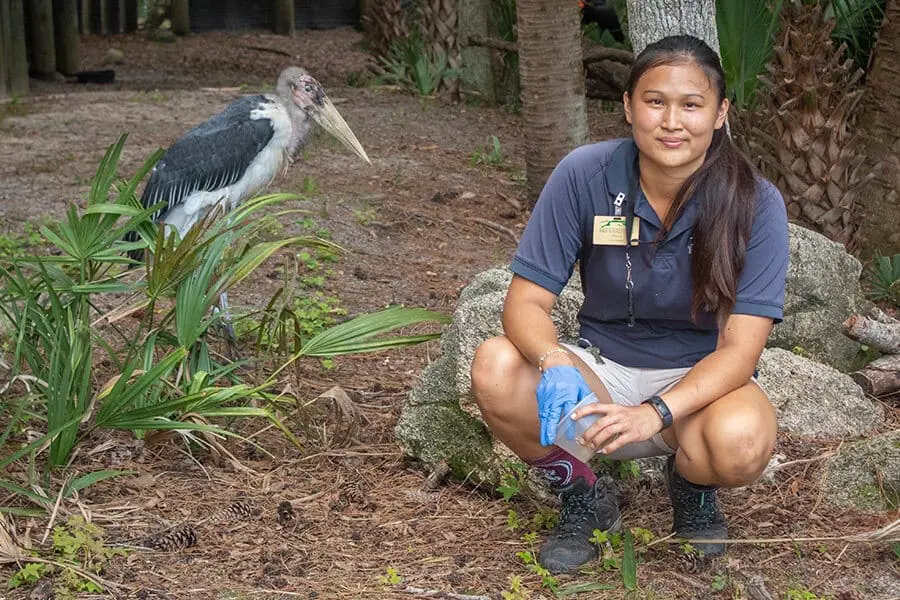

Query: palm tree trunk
[626,0,720,56]
[517,0,587,201]
[860,0,900,254]
[171,0,189,36]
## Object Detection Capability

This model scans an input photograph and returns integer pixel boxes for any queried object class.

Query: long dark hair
[625,35,757,325]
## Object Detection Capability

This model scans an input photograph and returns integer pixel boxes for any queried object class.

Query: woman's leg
[661,382,777,488]
[470,336,616,460]
[471,336,621,574]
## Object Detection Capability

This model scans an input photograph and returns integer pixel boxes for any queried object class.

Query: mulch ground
[0,28,898,600]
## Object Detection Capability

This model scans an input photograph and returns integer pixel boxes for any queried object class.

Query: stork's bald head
[275,66,371,165]
[277,66,326,113]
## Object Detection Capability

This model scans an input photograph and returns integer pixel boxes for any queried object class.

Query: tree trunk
[859,0,900,254]
[1,0,9,101]
[517,0,587,201]
[6,0,26,94]
[273,0,294,36]
[122,0,137,33]
[626,0,720,57]
[53,0,79,76]
[26,0,56,79]
[79,0,90,34]
[99,0,108,34]
[171,0,189,36]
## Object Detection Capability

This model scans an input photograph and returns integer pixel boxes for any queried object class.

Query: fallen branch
[850,354,900,396]
[402,587,490,600]
[468,217,519,244]
[466,36,633,64]
[582,45,634,64]
[465,35,517,54]
[842,314,900,354]
[650,518,899,546]
[239,44,294,58]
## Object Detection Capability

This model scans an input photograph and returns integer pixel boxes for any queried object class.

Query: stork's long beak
[311,98,371,165]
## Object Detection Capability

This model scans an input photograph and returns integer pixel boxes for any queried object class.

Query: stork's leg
[214,291,240,360]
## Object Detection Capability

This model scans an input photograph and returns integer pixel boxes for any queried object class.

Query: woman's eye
[649,98,664,106]
[684,102,697,109]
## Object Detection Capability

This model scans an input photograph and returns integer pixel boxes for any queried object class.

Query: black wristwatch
[642,395,673,430]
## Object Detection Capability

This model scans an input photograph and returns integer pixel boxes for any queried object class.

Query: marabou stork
[132,66,371,337]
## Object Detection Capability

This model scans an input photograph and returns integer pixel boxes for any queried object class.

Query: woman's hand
[573,402,665,455]
[536,365,593,446]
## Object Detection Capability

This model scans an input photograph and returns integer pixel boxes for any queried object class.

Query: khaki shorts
[561,341,688,460]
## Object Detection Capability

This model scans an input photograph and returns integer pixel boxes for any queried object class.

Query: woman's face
[623,61,728,177]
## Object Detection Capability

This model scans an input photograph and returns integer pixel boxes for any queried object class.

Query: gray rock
[770,224,869,371]
[103,48,125,65]
[822,430,900,511]
[398,226,882,485]
[757,348,883,438]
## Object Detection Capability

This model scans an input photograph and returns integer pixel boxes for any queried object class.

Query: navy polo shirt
[510,138,789,368]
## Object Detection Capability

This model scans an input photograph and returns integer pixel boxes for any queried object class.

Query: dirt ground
[0,29,898,600]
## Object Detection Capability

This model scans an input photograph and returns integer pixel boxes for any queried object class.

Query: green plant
[827,0,886,70]
[377,26,458,96]
[717,0,784,109]
[711,573,728,592]
[377,566,402,585]
[470,136,503,167]
[302,176,318,195]
[500,574,528,600]
[785,585,826,600]
[497,460,528,500]
[0,135,448,512]
[515,546,559,594]
[0,222,45,258]
[7,516,126,598]
[865,252,900,306]
[352,203,378,226]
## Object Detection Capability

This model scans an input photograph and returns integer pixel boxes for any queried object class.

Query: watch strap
[642,395,673,429]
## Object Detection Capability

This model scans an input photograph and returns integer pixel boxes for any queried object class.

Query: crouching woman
[470,34,789,574]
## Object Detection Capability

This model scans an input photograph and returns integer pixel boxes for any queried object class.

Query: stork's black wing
[141,95,277,222]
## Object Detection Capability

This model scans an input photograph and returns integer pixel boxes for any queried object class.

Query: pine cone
[145,525,198,552]
[203,500,257,525]
[276,500,295,525]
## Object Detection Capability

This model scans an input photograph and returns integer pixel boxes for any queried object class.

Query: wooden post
[53,0,79,76]
[273,0,295,36]
[99,0,108,34]
[7,0,26,94]
[79,0,90,34]
[27,0,56,79]
[171,0,189,35]
[1,0,9,101]
[123,0,137,33]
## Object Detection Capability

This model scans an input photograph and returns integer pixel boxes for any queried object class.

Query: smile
[658,138,686,149]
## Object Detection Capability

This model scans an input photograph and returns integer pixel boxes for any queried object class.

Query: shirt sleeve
[510,148,592,295]
[732,179,789,322]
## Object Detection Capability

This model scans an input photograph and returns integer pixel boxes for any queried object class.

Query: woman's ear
[623,92,632,124]
[715,97,729,130]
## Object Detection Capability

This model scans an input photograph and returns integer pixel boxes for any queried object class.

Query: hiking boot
[538,476,622,574]
[665,455,727,557]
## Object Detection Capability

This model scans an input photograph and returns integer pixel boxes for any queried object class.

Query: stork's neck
[287,103,312,157]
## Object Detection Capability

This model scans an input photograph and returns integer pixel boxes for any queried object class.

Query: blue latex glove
[536,365,593,446]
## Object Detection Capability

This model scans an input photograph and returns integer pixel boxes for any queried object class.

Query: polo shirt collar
[603,139,700,239]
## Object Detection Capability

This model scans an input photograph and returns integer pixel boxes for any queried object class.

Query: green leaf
[64,470,137,497]
[555,582,617,596]
[621,529,637,590]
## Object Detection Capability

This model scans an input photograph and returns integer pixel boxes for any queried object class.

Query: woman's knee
[703,393,777,487]
[471,336,529,409]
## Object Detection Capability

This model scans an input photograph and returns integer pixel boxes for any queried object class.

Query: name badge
[593,216,640,246]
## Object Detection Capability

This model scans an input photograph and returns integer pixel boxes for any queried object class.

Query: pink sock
[527,447,596,490]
